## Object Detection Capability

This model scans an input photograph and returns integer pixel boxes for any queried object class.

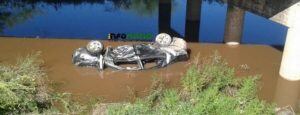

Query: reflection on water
[0,0,293,46]
[228,0,300,18]
[184,0,201,42]
[0,2,41,33]
[223,3,245,45]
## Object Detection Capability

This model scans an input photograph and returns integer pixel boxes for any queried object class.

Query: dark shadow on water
[271,45,284,51]
[158,0,183,38]
[184,0,201,42]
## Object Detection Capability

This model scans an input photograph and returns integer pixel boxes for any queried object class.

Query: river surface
[1,38,299,111]
[0,0,294,47]
[1,0,300,112]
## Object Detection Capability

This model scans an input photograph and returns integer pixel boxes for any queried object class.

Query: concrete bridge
[160,0,300,110]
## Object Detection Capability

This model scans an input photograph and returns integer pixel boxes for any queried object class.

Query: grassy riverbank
[0,53,99,114]
[106,53,275,114]
[0,52,276,114]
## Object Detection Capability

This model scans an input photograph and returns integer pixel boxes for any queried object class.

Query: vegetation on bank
[0,52,276,114]
[0,53,98,114]
[106,53,275,114]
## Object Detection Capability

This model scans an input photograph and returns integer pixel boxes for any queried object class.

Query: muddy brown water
[0,37,299,111]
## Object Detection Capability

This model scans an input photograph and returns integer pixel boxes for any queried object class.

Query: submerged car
[72,33,189,70]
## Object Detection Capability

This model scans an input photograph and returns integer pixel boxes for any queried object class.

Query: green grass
[106,52,275,115]
[0,52,47,114]
[0,52,276,114]
[0,52,100,114]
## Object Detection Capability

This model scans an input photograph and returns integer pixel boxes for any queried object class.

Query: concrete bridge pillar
[223,4,245,45]
[158,0,171,33]
[185,0,201,21]
[185,0,202,42]
[277,3,300,81]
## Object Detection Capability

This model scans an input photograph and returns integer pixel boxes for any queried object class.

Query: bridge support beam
[278,2,300,81]
[224,4,245,45]
[185,0,202,42]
